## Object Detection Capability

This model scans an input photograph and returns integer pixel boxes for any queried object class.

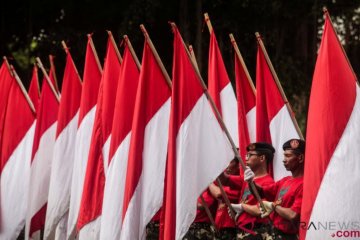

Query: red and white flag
[300,13,360,240]
[208,31,238,146]
[0,61,14,150]
[234,49,256,160]
[120,39,171,240]
[28,65,40,113]
[256,43,300,180]
[0,68,36,239]
[77,34,121,239]
[67,35,102,239]
[25,71,59,239]
[45,51,82,239]
[100,39,140,240]
[161,25,233,240]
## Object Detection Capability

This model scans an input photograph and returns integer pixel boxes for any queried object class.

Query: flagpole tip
[323,6,328,14]
[255,32,261,42]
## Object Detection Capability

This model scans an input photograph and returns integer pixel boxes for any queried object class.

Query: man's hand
[260,201,274,218]
[229,203,243,220]
[244,166,255,181]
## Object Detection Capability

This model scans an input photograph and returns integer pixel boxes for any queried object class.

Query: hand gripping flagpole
[36,57,61,103]
[322,7,359,86]
[229,34,256,95]
[255,32,304,140]
[203,14,268,217]
[170,21,268,222]
[3,57,36,114]
[61,41,83,84]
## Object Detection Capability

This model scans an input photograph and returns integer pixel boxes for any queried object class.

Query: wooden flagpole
[3,57,36,114]
[229,34,256,95]
[123,35,141,70]
[36,57,61,102]
[87,34,103,73]
[139,25,172,88]
[49,54,60,93]
[323,7,359,85]
[255,32,304,140]
[107,31,123,64]
[170,22,268,220]
[61,41,83,84]
[188,44,219,233]
[32,63,41,96]
[202,14,267,215]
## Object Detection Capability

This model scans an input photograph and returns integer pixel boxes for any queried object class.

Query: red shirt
[262,176,303,234]
[237,174,274,228]
[214,179,241,229]
[194,189,217,223]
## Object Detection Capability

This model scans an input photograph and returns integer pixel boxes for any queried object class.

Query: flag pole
[170,22,267,219]
[36,57,61,102]
[229,34,256,95]
[140,24,172,88]
[3,57,36,114]
[49,54,60,93]
[188,44,219,233]
[87,34,103,73]
[323,7,359,85]
[107,31,123,64]
[255,32,304,140]
[33,63,41,96]
[61,41,83,84]
[123,35,141,70]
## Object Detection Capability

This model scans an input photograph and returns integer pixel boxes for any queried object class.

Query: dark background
[1,0,360,133]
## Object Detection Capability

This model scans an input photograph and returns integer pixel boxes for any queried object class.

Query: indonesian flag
[28,65,40,113]
[256,44,300,180]
[25,72,59,239]
[67,35,102,239]
[0,70,35,239]
[44,51,82,239]
[161,25,233,240]
[208,31,238,146]
[300,14,360,240]
[100,39,140,240]
[120,40,171,240]
[77,35,121,239]
[0,61,14,150]
[234,49,256,160]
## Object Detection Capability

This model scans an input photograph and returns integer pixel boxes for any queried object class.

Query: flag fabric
[120,40,171,240]
[208,31,238,146]
[25,74,59,239]
[28,65,40,112]
[0,61,14,154]
[67,35,102,239]
[100,40,140,240]
[77,35,121,239]
[234,49,256,160]
[300,14,360,240]
[49,55,60,93]
[44,51,82,239]
[161,25,233,240]
[256,44,300,180]
[0,72,36,239]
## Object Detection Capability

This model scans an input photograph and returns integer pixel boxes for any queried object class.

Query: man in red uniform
[230,142,275,240]
[247,139,305,240]
[208,158,241,240]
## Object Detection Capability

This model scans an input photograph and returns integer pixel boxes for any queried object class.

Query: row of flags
[0,10,358,240]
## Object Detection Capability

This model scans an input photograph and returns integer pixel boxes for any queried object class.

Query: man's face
[283,149,303,172]
[246,151,261,170]
[226,159,240,175]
